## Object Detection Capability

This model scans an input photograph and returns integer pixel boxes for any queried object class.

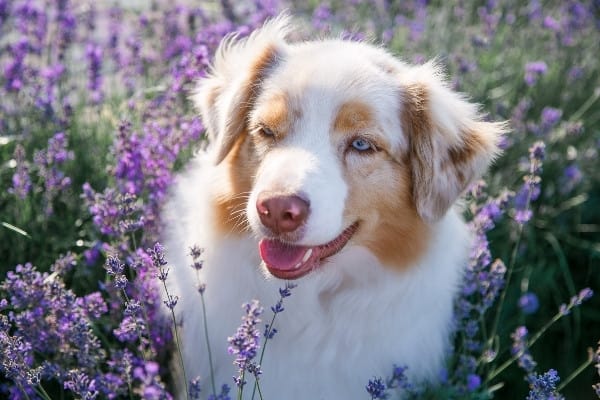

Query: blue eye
[259,126,276,138]
[351,138,373,152]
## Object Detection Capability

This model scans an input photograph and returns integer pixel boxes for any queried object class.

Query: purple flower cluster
[8,132,74,215]
[366,377,387,399]
[9,144,31,199]
[451,183,513,389]
[85,42,103,104]
[526,369,564,400]
[511,326,537,374]
[524,61,548,86]
[513,141,545,224]
[365,364,416,399]
[263,282,297,339]
[518,292,540,315]
[228,300,264,389]
[558,288,594,317]
[0,263,110,397]
[108,117,203,233]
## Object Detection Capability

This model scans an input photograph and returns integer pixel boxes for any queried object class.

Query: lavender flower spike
[228,300,264,389]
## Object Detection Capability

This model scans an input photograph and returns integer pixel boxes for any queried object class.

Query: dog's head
[193,16,505,279]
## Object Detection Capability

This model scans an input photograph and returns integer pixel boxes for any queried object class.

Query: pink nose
[256,193,310,234]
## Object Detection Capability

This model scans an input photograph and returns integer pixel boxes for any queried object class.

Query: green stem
[17,382,32,400]
[162,279,190,400]
[256,379,264,400]
[251,311,278,400]
[486,183,534,366]
[237,370,246,400]
[569,89,600,122]
[121,288,152,361]
[200,292,217,397]
[556,353,594,392]
[484,221,523,368]
[36,384,53,400]
[487,309,563,383]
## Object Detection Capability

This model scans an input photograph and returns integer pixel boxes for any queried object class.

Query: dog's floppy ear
[400,61,506,223]
[192,16,290,164]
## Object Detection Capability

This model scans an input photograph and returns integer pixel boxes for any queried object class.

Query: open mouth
[258,222,359,280]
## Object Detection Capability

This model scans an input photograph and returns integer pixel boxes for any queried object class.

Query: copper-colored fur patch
[212,133,257,235]
[215,45,279,164]
[448,129,487,166]
[211,45,280,232]
[345,155,430,270]
[334,101,374,133]
[402,83,436,208]
[256,92,301,138]
[400,83,431,138]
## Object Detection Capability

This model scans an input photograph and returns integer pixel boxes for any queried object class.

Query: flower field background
[0,0,599,399]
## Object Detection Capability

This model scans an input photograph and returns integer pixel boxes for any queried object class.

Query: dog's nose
[256,193,309,234]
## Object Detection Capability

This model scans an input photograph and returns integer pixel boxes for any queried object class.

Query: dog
[162,15,505,399]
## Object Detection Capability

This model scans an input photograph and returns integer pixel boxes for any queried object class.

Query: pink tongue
[259,239,312,271]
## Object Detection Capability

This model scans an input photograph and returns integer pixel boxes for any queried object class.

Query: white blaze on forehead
[268,40,408,152]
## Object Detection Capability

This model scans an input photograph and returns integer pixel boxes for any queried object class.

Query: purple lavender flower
[3,38,29,92]
[64,370,99,400]
[9,144,31,199]
[163,294,179,310]
[0,262,107,392]
[543,16,561,32]
[228,300,263,388]
[366,377,388,399]
[511,326,537,374]
[105,255,125,275]
[526,369,564,400]
[83,185,144,237]
[558,288,594,316]
[32,131,74,215]
[312,4,332,31]
[513,141,545,225]
[387,365,412,392]
[560,164,583,194]
[114,316,146,343]
[208,384,231,400]
[189,376,202,399]
[85,42,103,104]
[466,373,482,391]
[36,63,65,115]
[133,361,171,399]
[519,292,540,315]
[263,282,296,341]
[540,107,563,133]
[524,61,548,86]
[80,292,108,320]
[107,7,123,64]
[55,0,76,61]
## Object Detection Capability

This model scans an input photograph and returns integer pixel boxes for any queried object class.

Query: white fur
[163,16,502,400]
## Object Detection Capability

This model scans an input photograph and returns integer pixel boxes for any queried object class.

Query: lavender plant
[1,0,599,399]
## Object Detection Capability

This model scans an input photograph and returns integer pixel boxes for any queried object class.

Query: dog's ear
[400,61,506,223]
[192,16,290,164]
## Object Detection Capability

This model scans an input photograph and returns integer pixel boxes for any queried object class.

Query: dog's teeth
[302,249,313,263]
[294,262,301,269]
